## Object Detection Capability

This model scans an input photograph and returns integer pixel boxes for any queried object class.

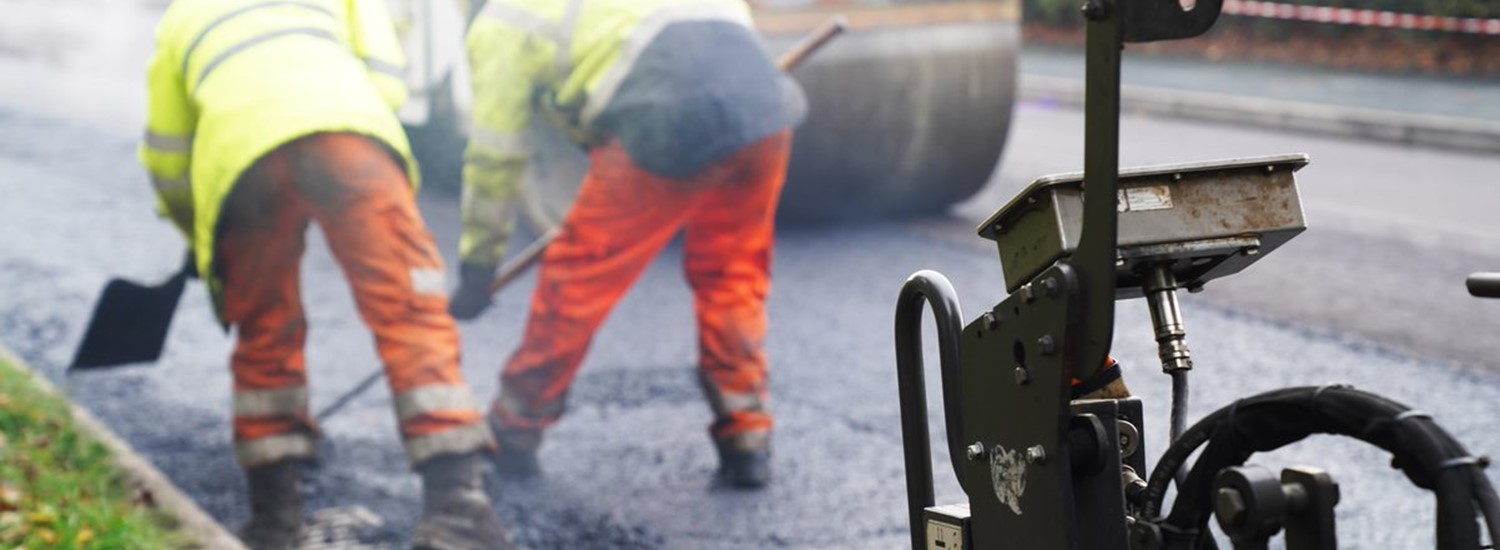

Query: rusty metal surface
[980,154,1310,296]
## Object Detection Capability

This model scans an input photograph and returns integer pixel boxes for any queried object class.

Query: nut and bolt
[982,312,998,330]
[1216,487,1248,526]
[1080,0,1108,20]
[1025,445,1048,464]
[1020,284,1035,303]
[1040,277,1060,297]
[1037,334,1057,356]
[1014,367,1031,385]
[966,442,987,461]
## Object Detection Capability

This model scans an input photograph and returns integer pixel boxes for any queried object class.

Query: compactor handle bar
[1469,273,1500,299]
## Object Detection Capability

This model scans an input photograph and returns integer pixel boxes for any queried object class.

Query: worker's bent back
[142,0,415,296]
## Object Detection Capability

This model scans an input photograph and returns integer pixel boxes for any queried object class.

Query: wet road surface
[5,1,1500,548]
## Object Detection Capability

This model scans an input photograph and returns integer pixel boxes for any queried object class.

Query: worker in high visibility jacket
[448,0,806,488]
[140,1,508,547]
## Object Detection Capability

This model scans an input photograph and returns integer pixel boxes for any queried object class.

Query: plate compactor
[892,0,1500,548]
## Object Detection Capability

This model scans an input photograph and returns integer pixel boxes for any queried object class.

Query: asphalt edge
[0,346,247,550]
[1019,74,1500,154]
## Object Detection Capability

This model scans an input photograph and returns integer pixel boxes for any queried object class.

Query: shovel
[70,253,196,370]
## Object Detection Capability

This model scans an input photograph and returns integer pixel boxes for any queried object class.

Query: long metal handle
[775,15,848,71]
[487,227,562,295]
[894,271,966,550]
[1468,273,1500,299]
[1071,0,1124,384]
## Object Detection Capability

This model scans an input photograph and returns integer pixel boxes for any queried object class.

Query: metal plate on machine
[957,264,1080,549]
[976,153,1310,297]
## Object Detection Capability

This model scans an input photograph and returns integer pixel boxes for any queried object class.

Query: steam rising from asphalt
[0,0,159,132]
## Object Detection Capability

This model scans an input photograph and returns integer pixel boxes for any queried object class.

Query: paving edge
[0,346,247,550]
[1019,74,1500,155]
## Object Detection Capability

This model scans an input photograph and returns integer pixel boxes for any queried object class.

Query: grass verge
[0,358,185,549]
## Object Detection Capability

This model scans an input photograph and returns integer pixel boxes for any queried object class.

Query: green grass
[0,358,185,549]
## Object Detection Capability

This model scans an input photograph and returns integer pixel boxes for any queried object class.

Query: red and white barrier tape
[1222,0,1500,35]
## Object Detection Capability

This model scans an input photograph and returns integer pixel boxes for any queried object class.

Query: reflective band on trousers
[404,423,493,466]
[195,27,342,91]
[151,174,192,196]
[704,387,765,417]
[183,0,338,76]
[580,4,753,125]
[409,268,447,297]
[235,432,317,466]
[492,385,565,421]
[469,126,532,157]
[722,429,770,454]
[394,384,480,422]
[233,386,309,417]
[144,131,193,153]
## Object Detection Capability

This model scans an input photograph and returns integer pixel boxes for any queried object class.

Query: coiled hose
[1142,385,1500,549]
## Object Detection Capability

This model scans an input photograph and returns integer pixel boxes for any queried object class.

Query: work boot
[715,433,772,489]
[487,417,542,478]
[491,446,540,478]
[410,453,513,550]
[239,460,305,550]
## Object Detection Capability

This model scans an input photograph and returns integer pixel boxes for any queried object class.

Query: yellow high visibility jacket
[140,0,416,311]
[460,0,805,267]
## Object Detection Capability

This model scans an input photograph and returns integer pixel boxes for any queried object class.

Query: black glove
[449,263,497,321]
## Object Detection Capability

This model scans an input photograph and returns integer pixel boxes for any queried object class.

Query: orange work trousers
[491,131,793,453]
[217,133,491,469]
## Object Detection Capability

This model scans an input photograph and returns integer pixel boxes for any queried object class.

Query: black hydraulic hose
[1471,468,1500,547]
[1169,370,1191,493]
[1143,386,1493,550]
[1170,370,1190,444]
[894,270,966,550]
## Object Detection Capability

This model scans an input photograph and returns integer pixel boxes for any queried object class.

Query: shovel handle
[775,15,848,71]
[486,227,563,295]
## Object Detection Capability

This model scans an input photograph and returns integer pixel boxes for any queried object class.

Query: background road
[3,1,1500,547]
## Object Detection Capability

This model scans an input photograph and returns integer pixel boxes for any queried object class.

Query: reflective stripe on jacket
[140,0,416,316]
[459,0,806,267]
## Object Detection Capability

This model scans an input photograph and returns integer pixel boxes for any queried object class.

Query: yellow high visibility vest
[459,0,756,267]
[140,0,416,313]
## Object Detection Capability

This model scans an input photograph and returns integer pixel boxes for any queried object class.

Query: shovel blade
[69,274,187,371]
